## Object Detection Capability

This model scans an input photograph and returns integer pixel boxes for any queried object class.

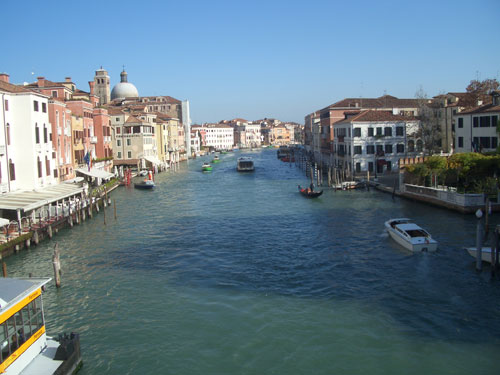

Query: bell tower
[94,67,110,105]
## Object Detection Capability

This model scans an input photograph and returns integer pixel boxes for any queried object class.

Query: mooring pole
[114,199,117,220]
[475,209,483,272]
[52,243,61,288]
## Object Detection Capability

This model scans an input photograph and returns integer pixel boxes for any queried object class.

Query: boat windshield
[239,161,253,168]
[406,229,429,238]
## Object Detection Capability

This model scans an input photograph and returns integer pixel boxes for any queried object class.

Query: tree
[415,86,442,155]
[466,78,500,104]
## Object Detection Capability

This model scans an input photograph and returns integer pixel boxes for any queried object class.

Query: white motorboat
[237,157,254,172]
[385,218,438,252]
[464,247,496,263]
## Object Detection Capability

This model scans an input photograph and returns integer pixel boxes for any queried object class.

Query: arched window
[43,124,47,143]
[37,157,42,178]
[408,140,415,152]
[35,123,40,144]
[6,123,10,145]
[416,139,423,152]
[45,156,50,176]
[9,159,15,181]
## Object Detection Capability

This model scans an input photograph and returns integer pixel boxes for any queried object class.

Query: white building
[202,124,234,150]
[454,92,499,153]
[333,110,422,175]
[0,76,57,192]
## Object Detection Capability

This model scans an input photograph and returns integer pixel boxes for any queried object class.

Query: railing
[403,184,487,207]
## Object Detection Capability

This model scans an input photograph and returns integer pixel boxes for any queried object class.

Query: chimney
[65,77,72,82]
[88,81,95,95]
[37,76,45,87]
[0,73,9,83]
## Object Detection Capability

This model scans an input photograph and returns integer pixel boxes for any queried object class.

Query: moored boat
[0,277,82,375]
[134,179,155,189]
[298,185,323,198]
[464,247,496,263]
[202,163,213,172]
[385,218,437,252]
[237,157,254,172]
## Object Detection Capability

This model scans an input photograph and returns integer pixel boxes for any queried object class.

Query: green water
[4,149,500,374]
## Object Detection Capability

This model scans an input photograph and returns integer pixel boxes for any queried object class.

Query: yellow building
[71,114,85,168]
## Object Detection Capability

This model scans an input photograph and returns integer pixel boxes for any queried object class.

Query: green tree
[415,87,442,155]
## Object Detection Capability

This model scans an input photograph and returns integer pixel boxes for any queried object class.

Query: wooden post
[2,261,7,277]
[103,201,107,226]
[485,196,490,238]
[114,199,117,220]
[33,231,39,245]
[491,229,497,277]
[52,244,61,288]
[475,209,483,271]
[47,225,53,239]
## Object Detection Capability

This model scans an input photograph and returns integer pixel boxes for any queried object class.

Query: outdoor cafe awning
[0,184,85,212]
[144,156,162,166]
[76,168,114,180]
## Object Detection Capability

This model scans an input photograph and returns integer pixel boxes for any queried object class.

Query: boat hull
[465,247,495,263]
[385,219,437,252]
[298,186,323,198]
[134,182,155,189]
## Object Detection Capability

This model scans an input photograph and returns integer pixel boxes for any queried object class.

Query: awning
[0,218,10,227]
[144,156,162,166]
[0,184,84,212]
[76,168,114,180]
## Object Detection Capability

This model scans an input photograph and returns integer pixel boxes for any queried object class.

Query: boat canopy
[76,168,114,180]
[397,223,425,232]
[0,278,50,313]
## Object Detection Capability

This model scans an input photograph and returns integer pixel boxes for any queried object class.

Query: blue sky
[3,0,499,124]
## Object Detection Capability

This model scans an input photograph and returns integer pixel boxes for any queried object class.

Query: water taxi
[237,157,254,172]
[385,218,438,252]
[134,179,155,189]
[201,163,213,172]
[0,277,82,375]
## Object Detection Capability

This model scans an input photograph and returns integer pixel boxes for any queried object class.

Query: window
[117,152,122,158]
[368,162,374,172]
[396,127,404,136]
[37,157,42,178]
[4,100,8,111]
[127,151,132,158]
[117,140,121,147]
[376,145,384,155]
[473,117,478,127]
[368,128,374,137]
[6,123,10,145]
[386,161,392,171]
[353,128,361,137]
[354,145,362,154]
[492,137,498,149]
[9,159,15,180]
[493,116,498,128]
[376,127,382,136]
[396,144,405,153]
[45,156,50,175]
[384,127,392,136]
[480,116,491,127]
[385,144,393,154]
[33,100,39,112]
[458,118,463,128]
[408,140,415,152]
[43,125,47,143]
[126,139,131,146]
[52,91,58,98]
[35,123,40,144]
[366,145,375,154]
[480,137,491,148]
[42,103,47,113]
[416,139,423,152]
[355,162,361,173]
[116,127,121,134]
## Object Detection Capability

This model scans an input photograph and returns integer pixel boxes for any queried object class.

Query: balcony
[104,136,112,143]
[64,128,71,137]
[90,136,98,144]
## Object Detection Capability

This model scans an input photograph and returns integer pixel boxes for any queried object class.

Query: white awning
[76,168,114,180]
[0,184,84,211]
[0,218,10,227]
[144,156,162,166]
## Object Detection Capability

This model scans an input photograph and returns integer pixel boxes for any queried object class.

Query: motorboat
[138,170,148,177]
[385,218,437,252]
[237,157,254,172]
[134,179,155,189]
[298,185,323,198]
[202,163,213,172]
[0,277,82,375]
[464,247,496,263]
[212,155,220,163]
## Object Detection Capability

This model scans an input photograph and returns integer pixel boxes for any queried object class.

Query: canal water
[5,149,500,374]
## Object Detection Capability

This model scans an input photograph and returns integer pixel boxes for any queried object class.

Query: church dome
[111,69,139,100]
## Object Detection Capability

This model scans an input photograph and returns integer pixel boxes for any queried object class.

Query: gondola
[298,185,323,198]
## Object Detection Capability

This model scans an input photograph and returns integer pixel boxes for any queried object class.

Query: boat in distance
[464,247,496,263]
[237,157,254,172]
[298,185,323,198]
[212,155,220,163]
[201,163,213,172]
[0,277,82,375]
[385,218,437,252]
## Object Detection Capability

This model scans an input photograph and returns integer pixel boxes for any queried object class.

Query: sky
[3,0,500,124]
